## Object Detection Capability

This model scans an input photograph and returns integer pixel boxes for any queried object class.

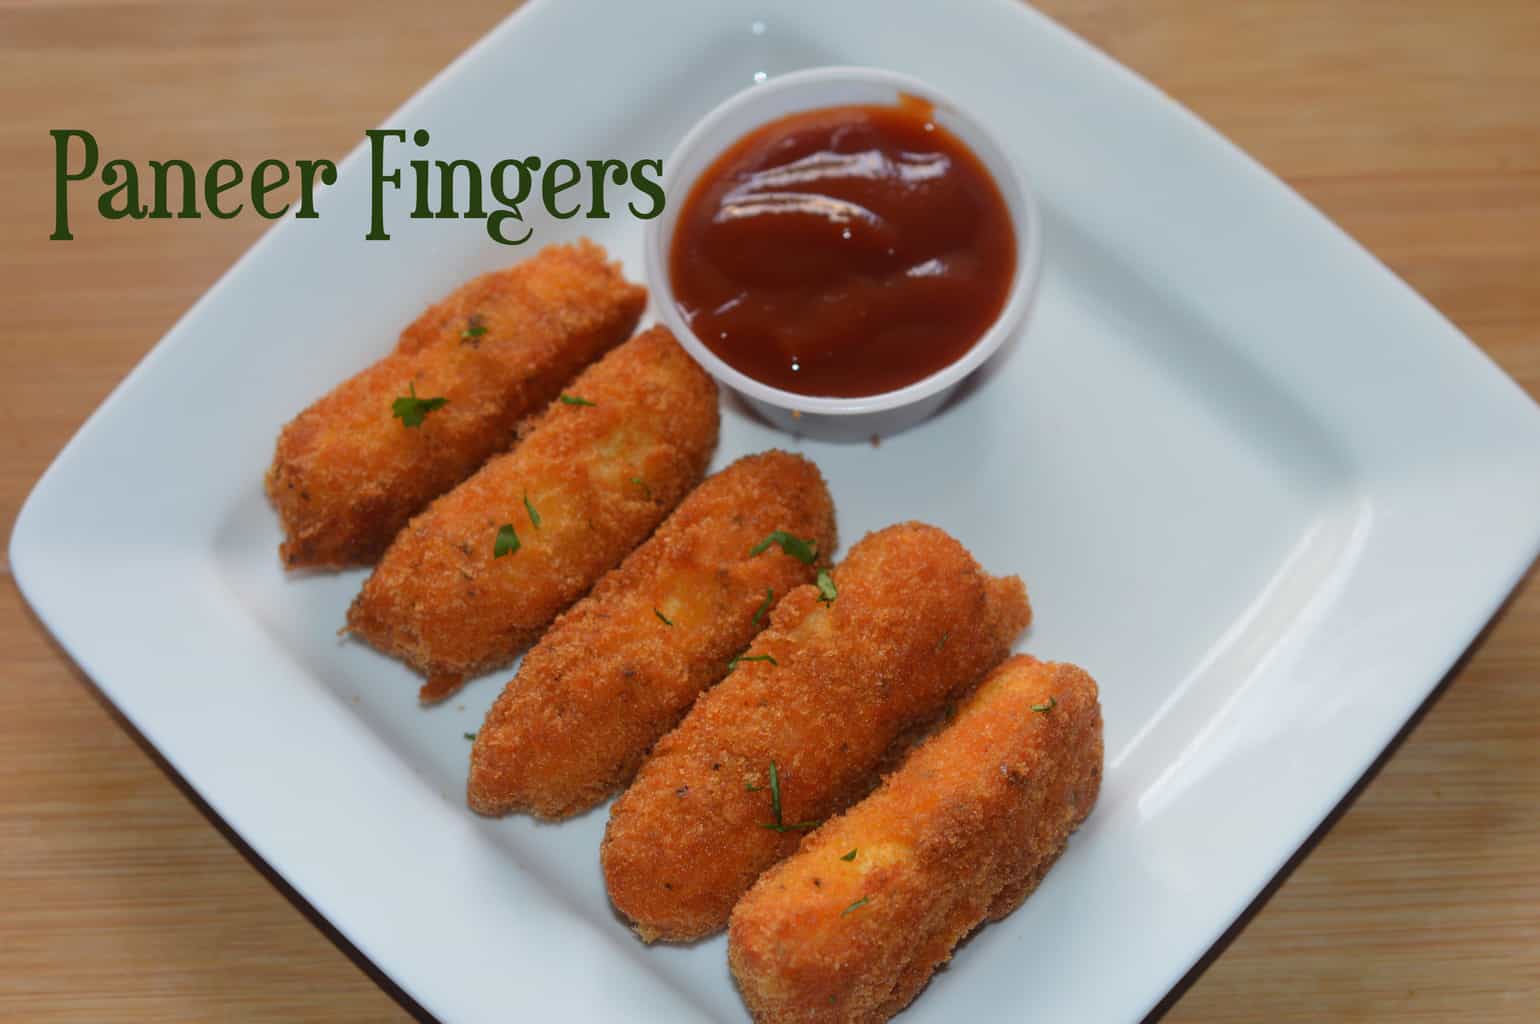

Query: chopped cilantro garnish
[842,896,870,916]
[729,653,778,671]
[1031,697,1057,714]
[391,382,448,428]
[461,315,487,341]
[494,523,520,558]
[749,530,818,565]
[523,492,541,529]
[755,759,821,833]
[463,732,476,740]
[655,608,673,626]
[769,760,782,822]
[815,569,837,605]
[841,848,858,862]
[559,393,596,407]
[752,588,774,626]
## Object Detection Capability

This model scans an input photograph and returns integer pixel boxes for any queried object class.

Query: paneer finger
[267,239,645,568]
[728,655,1103,1024]
[467,450,837,820]
[345,326,719,701]
[601,522,1031,942]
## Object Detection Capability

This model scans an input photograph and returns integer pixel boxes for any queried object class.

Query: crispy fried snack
[345,326,719,701]
[600,522,1031,942]
[467,450,837,820]
[267,240,645,569]
[728,655,1103,1024]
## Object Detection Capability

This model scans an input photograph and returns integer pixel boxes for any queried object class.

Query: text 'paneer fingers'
[601,522,1031,942]
[468,450,837,820]
[728,655,1103,1024]
[346,326,719,701]
[267,239,645,568]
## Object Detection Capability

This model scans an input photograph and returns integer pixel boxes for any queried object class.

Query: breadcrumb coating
[467,450,837,819]
[345,326,718,701]
[266,240,644,569]
[728,655,1103,1023]
[601,522,1031,942]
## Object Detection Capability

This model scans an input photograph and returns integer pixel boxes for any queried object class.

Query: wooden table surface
[2,1,1536,1020]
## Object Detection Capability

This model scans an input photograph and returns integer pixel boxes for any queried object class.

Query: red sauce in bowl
[669,96,1016,399]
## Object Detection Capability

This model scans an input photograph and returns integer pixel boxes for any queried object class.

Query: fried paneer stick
[728,655,1103,1024]
[345,326,719,701]
[267,240,645,569]
[600,522,1031,942]
[467,450,837,820]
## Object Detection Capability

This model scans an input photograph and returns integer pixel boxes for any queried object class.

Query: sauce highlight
[670,96,1016,398]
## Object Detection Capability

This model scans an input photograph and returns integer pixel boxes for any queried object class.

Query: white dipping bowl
[644,65,1043,443]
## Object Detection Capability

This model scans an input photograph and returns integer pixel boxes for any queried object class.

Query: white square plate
[14,1,1540,1020]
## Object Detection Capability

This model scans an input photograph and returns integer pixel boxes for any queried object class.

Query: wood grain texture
[1,1,1535,1020]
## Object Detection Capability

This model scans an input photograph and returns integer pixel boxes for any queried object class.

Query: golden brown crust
[345,326,719,700]
[726,655,1103,1024]
[600,522,1031,943]
[266,240,645,569]
[466,451,837,820]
